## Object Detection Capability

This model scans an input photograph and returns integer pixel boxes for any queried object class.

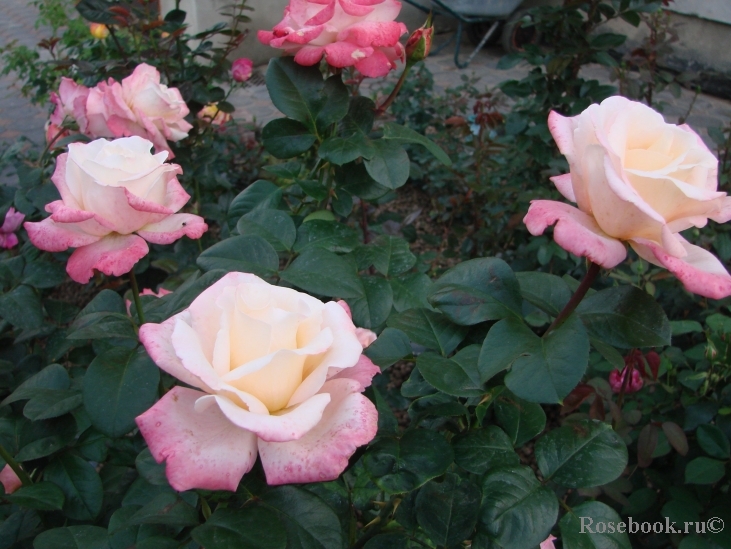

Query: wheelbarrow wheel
[466,21,503,47]
[500,9,541,53]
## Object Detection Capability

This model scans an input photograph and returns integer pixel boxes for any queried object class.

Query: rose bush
[136,272,379,491]
[24,136,207,283]
[85,64,193,157]
[524,96,731,298]
[258,0,407,77]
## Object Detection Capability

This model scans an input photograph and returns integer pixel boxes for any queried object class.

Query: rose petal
[0,465,22,495]
[550,173,576,203]
[137,214,208,245]
[66,233,149,283]
[630,236,731,300]
[136,387,258,492]
[523,200,627,268]
[328,354,380,390]
[259,378,378,485]
[354,49,394,77]
[24,218,103,253]
[548,110,576,159]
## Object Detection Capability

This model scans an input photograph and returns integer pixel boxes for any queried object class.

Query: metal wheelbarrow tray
[402,0,524,67]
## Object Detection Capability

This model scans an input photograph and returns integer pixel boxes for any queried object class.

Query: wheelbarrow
[402,0,526,68]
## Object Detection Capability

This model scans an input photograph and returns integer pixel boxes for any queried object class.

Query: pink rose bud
[0,465,22,495]
[90,23,110,39]
[232,58,253,82]
[197,104,232,126]
[609,367,643,394]
[523,96,731,300]
[540,535,557,549]
[0,207,25,249]
[135,273,379,491]
[258,0,407,78]
[24,137,207,283]
[405,17,433,65]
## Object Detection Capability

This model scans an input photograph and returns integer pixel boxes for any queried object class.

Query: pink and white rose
[258,0,407,78]
[0,207,25,249]
[524,96,731,299]
[47,77,91,144]
[86,64,193,157]
[24,137,207,283]
[232,58,254,82]
[136,272,379,491]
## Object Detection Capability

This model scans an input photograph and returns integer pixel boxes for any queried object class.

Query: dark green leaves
[577,286,671,348]
[228,181,283,225]
[44,454,103,521]
[363,328,412,369]
[494,392,547,447]
[281,248,362,298]
[429,258,522,325]
[7,483,65,511]
[453,426,520,474]
[480,315,590,403]
[192,507,286,549]
[83,347,159,438]
[357,235,416,277]
[197,235,279,277]
[381,123,452,166]
[478,466,558,549]
[34,526,109,549]
[388,308,468,356]
[364,141,410,190]
[364,430,453,493]
[417,346,483,397]
[237,209,296,252]
[0,285,43,330]
[346,276,393,329]
[535,419,628,488]
[415,474,480,547]
[697,425,731,459]
[559,501,631,549]
[262,119,317,159]
[293,221,359,254]
[129,493,199,527]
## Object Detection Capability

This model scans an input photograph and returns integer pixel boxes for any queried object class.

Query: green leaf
[23,390,82,421]
[264,161,303,180]
[381,123,452,166]
[358,235,416,277]
[318,133,375,165]
[135,448,167,486]
[478,466,558,549]
[363,328,412,369]
[0,285,43,330]
[293,220,359,254]
[453,426,520,475]
[262,118,317,159]
[265,58,348,133]
[44,454,103,521]
[685,457,726,484]
[15,416,77,461]
[146,270,227,322]
[75,0,118,24]
[697,425,730,459]
[2,364,69,406]
[261,486,343,549]
[516,271,571,316]
[363,429,454,493]
[429,258,522,325]
[67,312,137,340]
[590,32,627,49]
[344,96,376,135]
[577,286,671,348]
[229,181,283,226]
[22,261,67,289]
[494,391,546,447]
[34,526,110,549]
[197,235,279,277]
[364,140,410,190]
[387,308,468,356]
[390,273,432,312]
[192,507,286,549]
[480,315,590,403]
[670,320,703,336]
[129,493,199,527]
[415,474,481,547]
[559,501,631,549]
[237,209,297,252]
[535,419,628,488]
[417,347,483,397]
[346,276,393,329]
[297,179,329,201]
[280,248,363,298]
[83,347,159,438]
[7,482,65,511]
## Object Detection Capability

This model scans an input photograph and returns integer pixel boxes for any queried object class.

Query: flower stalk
[544,261,600,336]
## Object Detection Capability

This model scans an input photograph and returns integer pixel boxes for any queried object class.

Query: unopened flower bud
[232,58,254,83]
[405,17,433,65]
[90,23,110,40]
[197,103,232,126]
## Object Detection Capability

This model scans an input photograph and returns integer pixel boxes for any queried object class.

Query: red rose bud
[405,17,433,65]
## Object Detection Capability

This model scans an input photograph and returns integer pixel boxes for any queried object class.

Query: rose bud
[405,17,434,65]
[232,58,254,82]
[90,23,110,40]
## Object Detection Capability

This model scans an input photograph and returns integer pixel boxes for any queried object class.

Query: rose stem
[0,444,32,487]
[544,261,601,337]
[375,64,413,116]
[129,270,146,326]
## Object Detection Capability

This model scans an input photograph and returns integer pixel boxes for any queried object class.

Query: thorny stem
[349,497,400,549]
[0,444,32,487]
[544,262,600,336]
[129,270,146,326]
[375,62,414,115]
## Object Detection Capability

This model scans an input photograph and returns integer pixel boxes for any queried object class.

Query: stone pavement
[1,0,730,150]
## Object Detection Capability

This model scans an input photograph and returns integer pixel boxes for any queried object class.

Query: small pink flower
[523,97,731,300]
[258,0,407,78]
[48,77,91,136]
[232,58,254,82]
[0,465,22,495]
[609,367,643,394]
[0,207,25,249]
[86,63,193,158]
[24,137,207,283]
[135,273,379,491]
